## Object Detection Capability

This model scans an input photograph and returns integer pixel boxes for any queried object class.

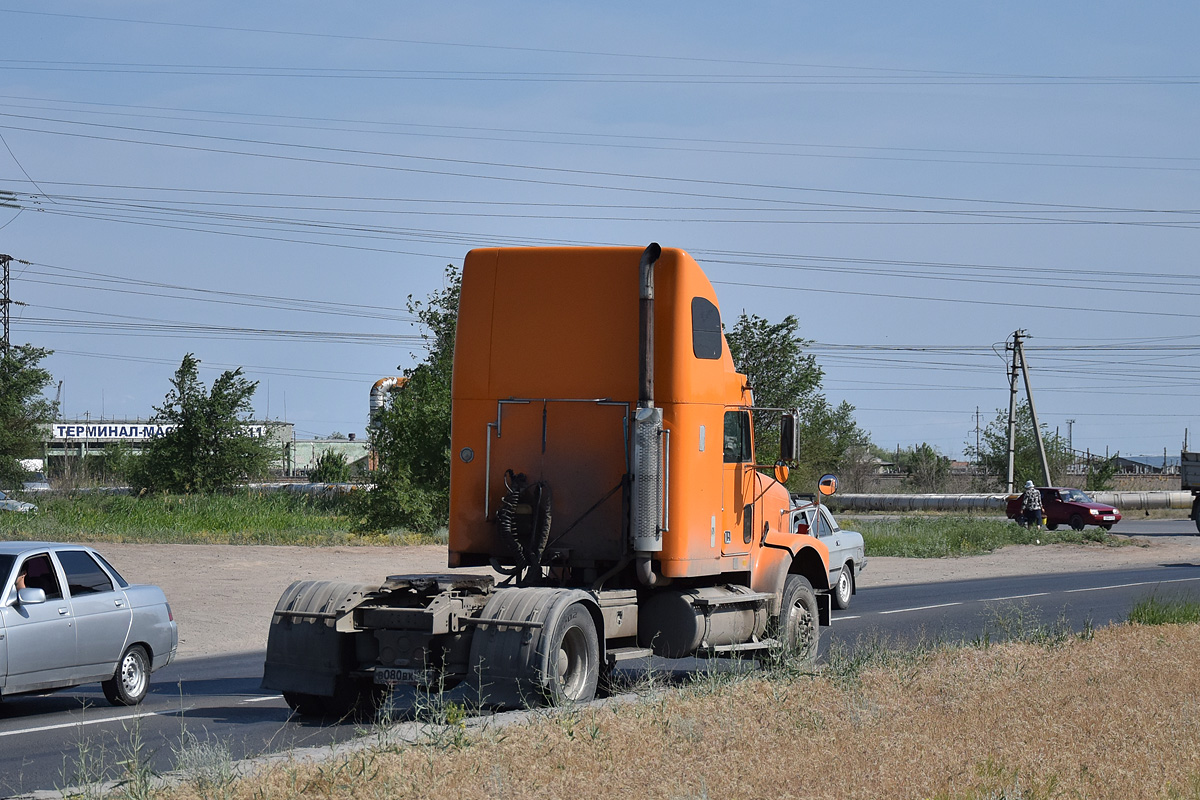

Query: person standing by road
[1020,480,1043,529]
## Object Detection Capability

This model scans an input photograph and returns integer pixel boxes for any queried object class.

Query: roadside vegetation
[3,496,1138,553]
[67,602,1200,800]
[0,491,445,546]
[854,514,1123,558]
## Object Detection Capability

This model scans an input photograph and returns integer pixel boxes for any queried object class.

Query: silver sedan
[792,501,868,610]
[0,542,178,706]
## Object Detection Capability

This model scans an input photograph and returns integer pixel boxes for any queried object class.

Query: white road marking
[832,615,861,622]
[0,709,167,738]
[241,695,282,703]
[879,602,962,615]
[979,592,1049,602]
[1065,575,1200,594]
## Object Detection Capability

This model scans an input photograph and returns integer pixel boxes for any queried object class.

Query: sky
[0,2,1197,460]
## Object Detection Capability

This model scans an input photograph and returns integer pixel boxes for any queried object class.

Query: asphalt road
[2,517,1198,798]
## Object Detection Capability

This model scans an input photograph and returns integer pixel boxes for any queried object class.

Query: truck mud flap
[262,580,377,697]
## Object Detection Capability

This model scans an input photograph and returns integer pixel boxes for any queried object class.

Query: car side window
[19,554,64,600]
[57,550,115,596]
[93,553,130,589]
[822,507,841,534]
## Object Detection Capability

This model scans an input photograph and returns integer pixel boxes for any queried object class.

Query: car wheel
[103,644,150,706]
[775,575,819,665]
[832,564,853,610]
[1046,523,1059,531]
[1069,514,1085,531]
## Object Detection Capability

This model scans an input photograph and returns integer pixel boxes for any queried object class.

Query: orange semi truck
[263,244,833,714]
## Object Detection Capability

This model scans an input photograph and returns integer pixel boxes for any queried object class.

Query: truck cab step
[606,646,654,666]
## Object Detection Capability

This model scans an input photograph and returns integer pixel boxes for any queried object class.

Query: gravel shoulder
[99,534,1200,659]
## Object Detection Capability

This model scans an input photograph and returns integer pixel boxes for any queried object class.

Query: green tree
[1085,454,1119,491]
[966,402,1073,490]
[725,312,869,489]
[901,442,951,492]
[358,266,459,533]
[130,354,273,492]
[0,344,57,488]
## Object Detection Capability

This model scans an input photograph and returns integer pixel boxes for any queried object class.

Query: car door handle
[58,607,69,615]
[114,600,124,608]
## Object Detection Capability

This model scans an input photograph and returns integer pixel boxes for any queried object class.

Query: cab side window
[57,551,115,596]
[723,410,753,463]
[691,297,722,359]
[19,554,64,600]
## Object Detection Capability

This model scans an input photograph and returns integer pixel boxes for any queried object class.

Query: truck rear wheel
[543,602,600,705]
[284,680,383,720]
[283,691,328,716]
[776,575,819,664]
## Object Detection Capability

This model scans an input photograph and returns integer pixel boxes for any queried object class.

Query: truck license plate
[374,667,427,685]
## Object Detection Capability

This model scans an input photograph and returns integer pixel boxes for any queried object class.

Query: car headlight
[1089,508,1099,516]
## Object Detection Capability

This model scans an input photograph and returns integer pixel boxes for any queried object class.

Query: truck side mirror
[780,411,800,463]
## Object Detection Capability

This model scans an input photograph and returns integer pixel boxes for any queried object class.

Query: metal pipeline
[826,491,1194,512]
[370,377,407,419]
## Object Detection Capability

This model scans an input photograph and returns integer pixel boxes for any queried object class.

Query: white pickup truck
[1183,451,1200,534]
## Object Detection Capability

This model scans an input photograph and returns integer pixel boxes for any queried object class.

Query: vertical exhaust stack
[632,244,664,585]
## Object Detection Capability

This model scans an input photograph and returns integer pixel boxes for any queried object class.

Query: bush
[310,451,352,483]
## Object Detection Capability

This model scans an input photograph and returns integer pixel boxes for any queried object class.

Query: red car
[1006,487,1121,531]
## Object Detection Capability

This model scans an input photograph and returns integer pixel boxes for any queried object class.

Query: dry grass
[149,622,1200,800]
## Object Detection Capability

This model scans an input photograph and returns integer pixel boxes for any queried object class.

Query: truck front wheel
[777,575,819,664]
[543,602,600,705]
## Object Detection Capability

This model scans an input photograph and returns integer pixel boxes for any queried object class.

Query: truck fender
[262,580,378,697]
[466,587,601,708]
[756,534,832,626]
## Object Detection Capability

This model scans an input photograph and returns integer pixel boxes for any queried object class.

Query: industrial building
[40,420,369,479]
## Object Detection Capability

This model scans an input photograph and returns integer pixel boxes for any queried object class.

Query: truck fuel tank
[636,585,771,659]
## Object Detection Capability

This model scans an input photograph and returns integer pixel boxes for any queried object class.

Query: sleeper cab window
[723,410,753,463]
[691,297,722,359]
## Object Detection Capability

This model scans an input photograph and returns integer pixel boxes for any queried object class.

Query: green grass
[852,515,1120,558]
[1129,593,1200,625]
[0,490,445,546]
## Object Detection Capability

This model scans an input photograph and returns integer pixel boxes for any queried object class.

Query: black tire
[1069,514,1085,531]
[102,644,150,706]
[286,680,384,720]
[1046,523,1059,531]
[832,564,853,610]
[1100,524,1113,532]
[283,691,328,716]
[776,575,820,664]
[542,602,600,705]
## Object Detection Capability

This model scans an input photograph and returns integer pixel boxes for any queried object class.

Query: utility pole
[974,406,981,475]
[1005,334,1021,493]
[1,254,11,355]
[1005,329,1052,493]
